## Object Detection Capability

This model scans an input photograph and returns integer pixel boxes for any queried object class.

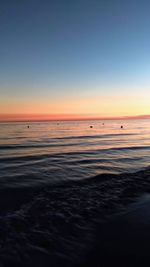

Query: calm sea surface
[0,119,150,188]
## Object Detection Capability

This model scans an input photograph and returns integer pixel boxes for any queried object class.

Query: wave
[55,132,138,140]
[0,144,149,162]
[0,142,83,150]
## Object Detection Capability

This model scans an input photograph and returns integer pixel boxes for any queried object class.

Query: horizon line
[0,114,150,122]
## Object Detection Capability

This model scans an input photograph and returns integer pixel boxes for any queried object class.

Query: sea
[0,119,150,188]
[0,119,150,266]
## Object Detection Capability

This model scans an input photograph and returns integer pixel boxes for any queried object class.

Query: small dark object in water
[27,126,29,128]
[102,123,104,125]
[90,126,93,128]
[121,125,123,129]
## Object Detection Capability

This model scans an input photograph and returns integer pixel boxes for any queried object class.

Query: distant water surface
[0,119,150,188]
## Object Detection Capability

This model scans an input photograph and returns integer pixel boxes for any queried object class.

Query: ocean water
[0,119,150,188]
[0,119,150,267]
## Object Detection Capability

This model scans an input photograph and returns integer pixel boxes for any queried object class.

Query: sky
[0,0,150,120]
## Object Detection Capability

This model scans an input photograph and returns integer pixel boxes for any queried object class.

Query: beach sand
[0,168,150,266]
[83,195,150,267]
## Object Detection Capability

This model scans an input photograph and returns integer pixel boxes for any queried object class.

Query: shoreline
[0,167,150,266]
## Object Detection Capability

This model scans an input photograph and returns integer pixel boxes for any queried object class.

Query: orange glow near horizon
[0,114,150,122]
[0,92,150,121]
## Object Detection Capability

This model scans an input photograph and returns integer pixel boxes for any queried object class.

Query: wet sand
[0,167,150,266]
[83,195,150,267]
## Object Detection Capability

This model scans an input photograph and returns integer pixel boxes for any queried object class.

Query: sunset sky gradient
[0,0,150,121]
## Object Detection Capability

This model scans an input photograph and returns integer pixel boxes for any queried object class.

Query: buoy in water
[121,125,123,129]
[90,125,93,128]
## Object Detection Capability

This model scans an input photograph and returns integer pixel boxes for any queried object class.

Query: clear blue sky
[0,0,150,118]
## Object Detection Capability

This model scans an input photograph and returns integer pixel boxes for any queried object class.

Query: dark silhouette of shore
[0,167,150,266]
[82,196,150,267]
